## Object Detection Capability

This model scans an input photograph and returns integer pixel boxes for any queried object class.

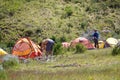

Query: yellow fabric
[0,48,7,56]
[98,41,105,49]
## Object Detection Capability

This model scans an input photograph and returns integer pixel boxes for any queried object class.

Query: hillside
[0,0,120,43]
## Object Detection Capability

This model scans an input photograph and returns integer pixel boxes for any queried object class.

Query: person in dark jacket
[92,30,99,48]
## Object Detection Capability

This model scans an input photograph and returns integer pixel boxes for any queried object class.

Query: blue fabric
[93,32,99,39]
[46,40,54,51]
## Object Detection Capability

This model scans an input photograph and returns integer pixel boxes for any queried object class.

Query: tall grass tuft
[75,44,87,54]
[112,45,120,56]
[2,58,19,69]
[0,70,7,80]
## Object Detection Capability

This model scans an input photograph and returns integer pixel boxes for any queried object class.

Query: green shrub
[63,0,71,3]
[107,0,120,9]
[64,0,82,3]
[25,0,32,2]
[67,46,76,52]
[67,23,73,28]
[75,44,87,54]
[80,21,88,30]
[53,42,65,55]
[2,58,19,69]
[7,41,15,47]
[72,0,82,3]
[65,6,73,17]
[59,36,67,42]
[51,36,57,43]
[91,0,100,3]
[24,29,34,36]
[112,46,120,56]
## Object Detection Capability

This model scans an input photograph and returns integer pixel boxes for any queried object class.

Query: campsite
[0,0,120,80]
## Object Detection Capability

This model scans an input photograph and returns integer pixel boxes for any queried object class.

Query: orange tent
[12,37,43,59]
[70,37,95,49]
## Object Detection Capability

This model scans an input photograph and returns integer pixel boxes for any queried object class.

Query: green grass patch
[1,48,120,80]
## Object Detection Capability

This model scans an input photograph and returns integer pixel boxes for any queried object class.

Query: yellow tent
[0,48,7,56]
[106,37,118,47]
[98,41,105,49]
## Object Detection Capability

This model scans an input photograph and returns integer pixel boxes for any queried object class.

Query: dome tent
[12,37,43,59]
[106,37,118,47]
[70,37,95,49]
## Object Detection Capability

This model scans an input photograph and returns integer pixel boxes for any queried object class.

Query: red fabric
[19,52,42,59]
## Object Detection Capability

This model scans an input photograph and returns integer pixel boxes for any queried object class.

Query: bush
[51,36,57,43]
[2,55,19,69]
[75,44,87,54]
[80,21,88,30]
[7,41,15,47]
[65,6,73,17]
[2,59,19,69]
[59,36,67,42]
[112,45,120,56]
[24,29,34,36]
[53,42,65,55]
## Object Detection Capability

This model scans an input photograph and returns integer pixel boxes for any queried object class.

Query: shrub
[107,0,120,9]
[80,21,88,30]
[67,46,76,52]
[51,36,57,43]
[75,44,87,54]
[63,0,71,3]
[59,36,67,42]
[72,0,82,3]
[67,23,73,28]
[53,42,65,55]
[2,55,19,69]
[65,6,73,17]
[24,29,34,36]
[2,59,19,69]
[7,41,15,47]
[112,45,120,56]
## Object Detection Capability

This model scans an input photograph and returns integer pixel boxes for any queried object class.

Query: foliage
[107,0,120,9]
[2,58,19,69]
[51,36,57,42]
[0,70,7,80]
[64,6,73,18]
[75,44,87,53]
[53,42,65,55]
[7,41,15,47]
[59,36,67,42]
[80,21,88,30]
[0,0,120,43]
[112,45,120,56]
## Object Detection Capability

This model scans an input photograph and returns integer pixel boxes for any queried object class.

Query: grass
[1,48,120,80]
